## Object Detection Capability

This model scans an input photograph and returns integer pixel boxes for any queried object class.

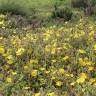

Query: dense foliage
[0,0,96,96]
[52,6,73,21]
[0,14,96,96]
[71,0,96,16]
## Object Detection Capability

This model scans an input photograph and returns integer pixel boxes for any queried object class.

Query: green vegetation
[52,6,73,21]
[0,0,96,96]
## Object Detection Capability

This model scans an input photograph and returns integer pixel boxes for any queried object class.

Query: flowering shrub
[0,14,96,96]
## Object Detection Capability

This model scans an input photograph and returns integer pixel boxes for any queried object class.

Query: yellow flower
[93,44,96,51]
[51,48,56,54]
[62,56,69,61]
[45,70,50,74]
[7,55,12,60]
[31,70,38,77]
[45,45,50,52]
[0,46,5,54]
[12,71,17,75]
[24,66,29,70]
[0,20,4,25]
[57,47,62,50]
[47,92,56,96]
[89,31,94,37]
[79,58,92,66]
[29,59,38,64]
[16,48,25,56]
[93,82,96,86]
[51,76,56,80]
[79,58,85,66]
[56,81,63,87]
[58,68,65,75]
[78,49,86,54]
[51,59,56,63]
[89,26,93,30]
[24,86,30,90]
[7,60,14,64]
[89,78,96,85]
[65,73,70,77]
[76,73,87,84]
[70,82,75,86]
[88,66,94,71]
[6,55,14,64]
[0,36,3,40]
[34,92,41,96]
[0,14,5,18]
[40,67,45,71]
[56,32,60,37]
[6,77,12,83]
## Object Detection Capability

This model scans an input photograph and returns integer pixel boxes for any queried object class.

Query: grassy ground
[0,0,71,17]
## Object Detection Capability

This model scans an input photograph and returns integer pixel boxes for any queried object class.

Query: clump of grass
[71,0,88,8]
[52,6,73,21]
[71,0,96,16]
[0,0,33,16]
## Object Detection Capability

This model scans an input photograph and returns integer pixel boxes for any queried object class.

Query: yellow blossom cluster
[0,15,96,95]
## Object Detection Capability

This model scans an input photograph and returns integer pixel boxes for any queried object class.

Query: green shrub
[71,11,83,22]
[90,0,96,6]
[52,7,73,21]
[71,0,96,16]
[71,0,88,8]
[84,0,96,16]
[0,0,32,16]
[71,0,96,8]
